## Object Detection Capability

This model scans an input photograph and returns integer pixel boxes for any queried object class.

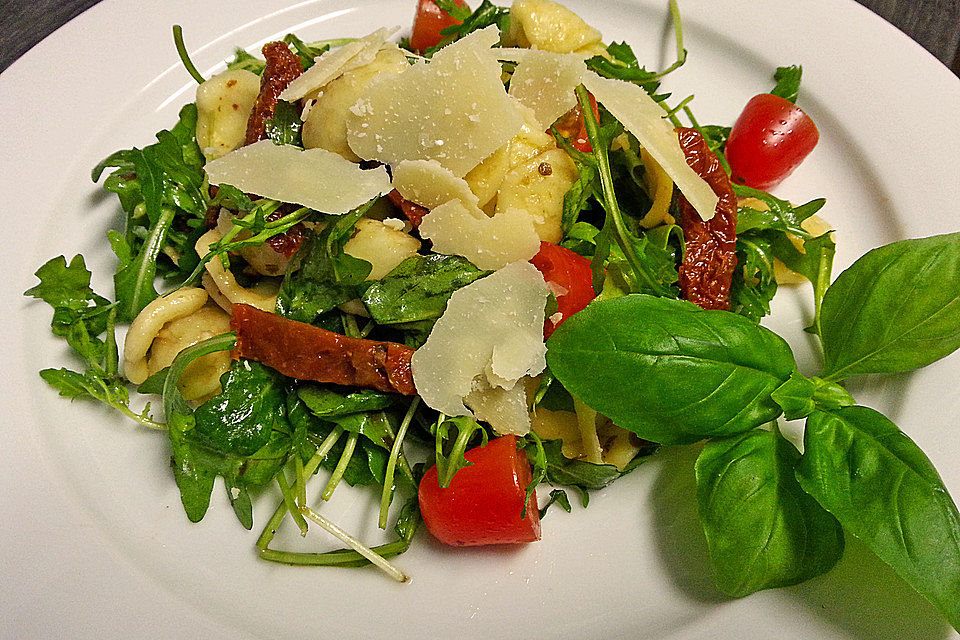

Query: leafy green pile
[23,0,960,632]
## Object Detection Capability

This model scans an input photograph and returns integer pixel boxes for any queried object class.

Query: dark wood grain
[1,0,958,75]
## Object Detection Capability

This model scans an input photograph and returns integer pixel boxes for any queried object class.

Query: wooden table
[2,0,959,76]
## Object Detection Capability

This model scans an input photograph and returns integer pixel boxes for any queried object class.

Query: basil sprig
[547,231,960,629]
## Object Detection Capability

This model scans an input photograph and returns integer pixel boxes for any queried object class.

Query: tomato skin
[554,93,600,153]
[724,93,819,191]
[419,435,541,546]
[530,242,596,337]
[410,0,465,53]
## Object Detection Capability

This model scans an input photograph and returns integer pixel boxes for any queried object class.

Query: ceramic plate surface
[2,1,959,638]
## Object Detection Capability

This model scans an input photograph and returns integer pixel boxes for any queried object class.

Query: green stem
[276,472,309,536]
[321,432,358,500]
[575,86,670,297]
[172,25,206,84]
[650,0,687,79]
[300,507,409,582]
[379,398,419,529]
[256,426,343,552]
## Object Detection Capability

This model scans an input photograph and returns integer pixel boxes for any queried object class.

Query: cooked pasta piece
[196,229,279,311]
[495,148,577,243]
[195,69,261,161]
[146,304,233,401]
[343,217,421,280]
[506,0,603,54]
[302,45,409,162]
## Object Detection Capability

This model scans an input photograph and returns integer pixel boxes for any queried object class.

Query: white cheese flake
[418,199,541,270]
[412,261,548,426]
[279,27,398,102]
[581,71,719,221]
[507,50,585,130]
[346,27,523,177]
[465,379,532,436]
[204,140,391,214]
[392,159,480,210]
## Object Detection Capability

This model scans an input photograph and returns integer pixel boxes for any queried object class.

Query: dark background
[1,0,959,76]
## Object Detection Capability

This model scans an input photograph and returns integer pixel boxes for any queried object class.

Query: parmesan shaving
[581,71,719,221]
[411,261,549,423]
[346,26,523,177]
[418,199,541,270]
[278,27,398,101]
[508,50,585,130]
[204,140,391,214]
[465,378,531,436]
[391,159,480,210]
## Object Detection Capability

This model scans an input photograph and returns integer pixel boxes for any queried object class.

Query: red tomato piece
[554,93,600,153]
[724,93,820,191]
[410,0,465,53]
[530,241,596,337]
[419,435,541,546]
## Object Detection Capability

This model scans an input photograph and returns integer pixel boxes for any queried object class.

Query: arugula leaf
[361,254,489,325]
[770,65,802,103]
[93,104,206,317]
[526,438,648,508]
[586,42,662,93]
[797,407,960,630]
[276,205,374,323]
[729,234,778,322]
[27,256,160,427]
[227,48,266,75]
[425,1,510,56]
[434,416,488,489]
[546,295,796,444]
[696,427,844,597]
[297,384,397,419]
[282,33,330,69]
[264,100,303,147]
[819,232,960,379]
[192,360,285,456]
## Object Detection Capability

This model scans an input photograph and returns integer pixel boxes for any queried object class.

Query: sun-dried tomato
[387,189,429,228]
[244,42,303,145]
[231,304,417,395]
[674,127,738,311]
[264,205,308,258]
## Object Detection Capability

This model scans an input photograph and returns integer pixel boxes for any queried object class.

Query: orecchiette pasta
[343,217,421,280]
[507,0,603,54]
[495,148,578,243]
[195,69,261,161]
[196,229,279,312]
[123,287,209,384]
[122,289,233,402]
[302,46,409,162]
[146,304,233,401]
[530,407,645,471]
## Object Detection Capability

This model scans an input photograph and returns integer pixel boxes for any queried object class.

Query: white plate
[2,1,959,638]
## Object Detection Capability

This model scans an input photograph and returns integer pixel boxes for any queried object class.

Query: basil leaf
[770,371,855,420]
[819,233,960,379]
[796,407,960,630]
[361,254,489,324]
[696,427,844,597]
[546,295,796,444]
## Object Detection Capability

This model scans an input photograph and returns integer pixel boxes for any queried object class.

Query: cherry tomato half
[530,241,596,338]
[419,435,541,546]
[410,0,465,53]
[724,93,819,191]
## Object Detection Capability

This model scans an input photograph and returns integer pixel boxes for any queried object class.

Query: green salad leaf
[696,427,844,597]
[797,407,960,629]
[547,295,796,444]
